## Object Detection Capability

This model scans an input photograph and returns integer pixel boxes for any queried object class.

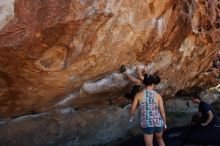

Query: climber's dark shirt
[199,101,220,126]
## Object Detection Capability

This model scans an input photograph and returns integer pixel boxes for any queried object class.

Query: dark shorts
[142,127,163,135]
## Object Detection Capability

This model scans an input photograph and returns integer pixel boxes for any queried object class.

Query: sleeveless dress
[139,90,164,128]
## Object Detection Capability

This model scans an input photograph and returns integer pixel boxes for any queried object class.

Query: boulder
[0,0,219,118]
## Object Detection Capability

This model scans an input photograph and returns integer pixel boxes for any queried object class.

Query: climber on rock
[120,63,148,101]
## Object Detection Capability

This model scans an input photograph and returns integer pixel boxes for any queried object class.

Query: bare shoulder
[135,90,144,101]
[136,90,144,97]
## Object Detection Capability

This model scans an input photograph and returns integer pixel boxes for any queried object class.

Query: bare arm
[124,72,141,85]
[130,92,140,117]
[158,94,166,126]
[136,65,144,81]
[201,111,214,126]
[137,65,148,81]
[143,65,148,74]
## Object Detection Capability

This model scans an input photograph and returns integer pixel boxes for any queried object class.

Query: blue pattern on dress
[140,90,163,128]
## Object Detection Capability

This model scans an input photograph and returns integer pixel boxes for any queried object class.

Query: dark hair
[143,74,161,86]
[191,94,201,100]
[154,75,161,85]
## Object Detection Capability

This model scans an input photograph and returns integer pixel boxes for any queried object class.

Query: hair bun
[154,75,161,85]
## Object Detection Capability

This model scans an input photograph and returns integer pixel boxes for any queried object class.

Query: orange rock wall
[0,0,220,117]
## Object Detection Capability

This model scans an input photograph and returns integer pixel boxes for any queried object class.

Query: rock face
[0,0,220,117]
[0,106,138,146]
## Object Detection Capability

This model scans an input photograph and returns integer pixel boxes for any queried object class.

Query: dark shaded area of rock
[118,126,220,146]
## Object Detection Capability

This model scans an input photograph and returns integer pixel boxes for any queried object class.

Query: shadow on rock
[119,125,220,146]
